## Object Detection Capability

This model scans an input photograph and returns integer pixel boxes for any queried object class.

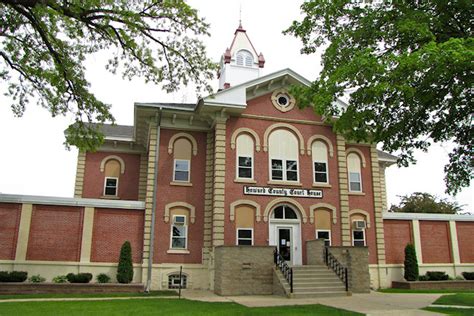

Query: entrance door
[278,227,292,261]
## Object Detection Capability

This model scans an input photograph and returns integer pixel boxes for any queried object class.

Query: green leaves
[389,192,462,214]
[286,0,473,194]
[0,0,216,150]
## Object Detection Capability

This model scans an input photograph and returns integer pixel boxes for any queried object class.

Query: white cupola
[218,23,265,90]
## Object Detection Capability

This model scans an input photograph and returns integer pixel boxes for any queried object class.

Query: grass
[432,294,474,307]
[0,290,177,300]
[378,288,474,294]
[0,298,362,315]
[423,307,474,316]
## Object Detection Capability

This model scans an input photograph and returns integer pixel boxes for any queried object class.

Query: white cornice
[0,194,145,210]
[383,212,473,221]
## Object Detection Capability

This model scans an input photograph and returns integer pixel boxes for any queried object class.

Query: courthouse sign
[243,186,323,199]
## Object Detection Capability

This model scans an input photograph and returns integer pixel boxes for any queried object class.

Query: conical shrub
[404,243,419,281]
[117,241,133,283]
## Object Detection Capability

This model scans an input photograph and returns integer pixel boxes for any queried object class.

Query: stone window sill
[312,183,332,188]
[100,195,120,200]
[267,180,302,187]
[167,249,190,255]
[348,191,366,196]
[234,178,257,184]
[170,181,193,187]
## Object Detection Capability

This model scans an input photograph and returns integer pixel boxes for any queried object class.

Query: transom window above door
[271,205,298,220]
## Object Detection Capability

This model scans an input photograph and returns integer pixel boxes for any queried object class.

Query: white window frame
[313,161,329,184]
[173,159,190,182]
[236,155,253,180]
[349,171,362,192]
[270,157,299,182]
[170,215,188,250]
[168,274,187,289]
[316,229,331,246]
[236,228,254,246]
[352,228,366,247]
[103,177,119,196]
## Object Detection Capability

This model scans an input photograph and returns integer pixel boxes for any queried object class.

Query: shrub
[28,275,46,283]
[66,273,93,283]
[426,271,449,281]
[0,271,28,282]
[117,241,133,284]
[96,273,111,284]
[418,275,429,281]
[455,275,465,280]
[462,272,474,280]
[403,244,419,281]
[52,275,68,283]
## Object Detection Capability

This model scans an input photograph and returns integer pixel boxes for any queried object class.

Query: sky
[0,0,472,212]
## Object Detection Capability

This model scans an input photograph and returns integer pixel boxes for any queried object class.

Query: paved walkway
[181,290,444,315]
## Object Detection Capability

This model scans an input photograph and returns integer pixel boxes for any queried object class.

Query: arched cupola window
[236,50,253,67]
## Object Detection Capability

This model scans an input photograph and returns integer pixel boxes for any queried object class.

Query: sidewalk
[181,290,444,315]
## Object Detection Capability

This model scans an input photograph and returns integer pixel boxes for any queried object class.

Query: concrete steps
[275,264,350,298]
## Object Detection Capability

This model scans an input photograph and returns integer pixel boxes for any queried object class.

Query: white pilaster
[412,220,423,264]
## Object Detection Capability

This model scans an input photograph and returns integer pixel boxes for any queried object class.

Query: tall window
[173,138,192,183]
[269,129,299,182]
[312,141,329,184]
[170,215,187,249]
[235,205,255,246]
[352,229,366,247]
[236,134,254,179]
[236,50,253,67]
[347,153,362,192]
[103,159,121,196]
[315,209,332,246]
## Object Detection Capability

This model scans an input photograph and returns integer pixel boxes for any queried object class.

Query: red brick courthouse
[1,25,472,295]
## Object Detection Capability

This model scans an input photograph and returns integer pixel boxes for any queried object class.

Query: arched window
[350,212,368,247]
[170,211,188,250]
[236,50,253,67]
[235,205,255,245]
[236,134,254,180]
[269,129,299,182]
[271,205,298,220]
[312,141,329,184]
[347,153,362,192]
[103,159,121,196]
[314,209,332,246]
[173,138,192,183]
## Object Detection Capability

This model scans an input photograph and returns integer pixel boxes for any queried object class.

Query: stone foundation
[0,283,144,295]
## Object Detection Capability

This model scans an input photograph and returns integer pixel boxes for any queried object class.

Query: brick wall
[456,222,474,263]
[91,208,144,263]
[0,203,21,260]
[153,129,206,264]
[420,221,452,264]
[384,220,413,264]
[82,151,141,200]
[27,205,83,262]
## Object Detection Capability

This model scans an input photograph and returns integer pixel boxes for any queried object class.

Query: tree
[404,244,419,281]
[117,240,133,283]
[389,192,462,214]
[285,1,473,195]
[0,0,216,151]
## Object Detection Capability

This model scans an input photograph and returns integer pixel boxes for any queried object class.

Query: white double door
[269,221,302,266]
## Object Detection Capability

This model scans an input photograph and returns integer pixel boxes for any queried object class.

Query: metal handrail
[274,249,293,293]
[324,247,349,292]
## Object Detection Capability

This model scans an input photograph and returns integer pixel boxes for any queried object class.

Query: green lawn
[379,288,474,294]
[432,293,474,307]
[423,307,474,316]
[0,298,362,315]
[0,291,177,300]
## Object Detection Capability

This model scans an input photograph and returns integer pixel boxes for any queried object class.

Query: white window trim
[316,229,331,246]
[236,228,254,246]
[173,159,191,183]
[269,157,299,182]
[170,215,188,250]
[352,228,366,246]
[348,171,363,192]
[236,155,253,180]
[103,177,119,196]
[313,160,329,185]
